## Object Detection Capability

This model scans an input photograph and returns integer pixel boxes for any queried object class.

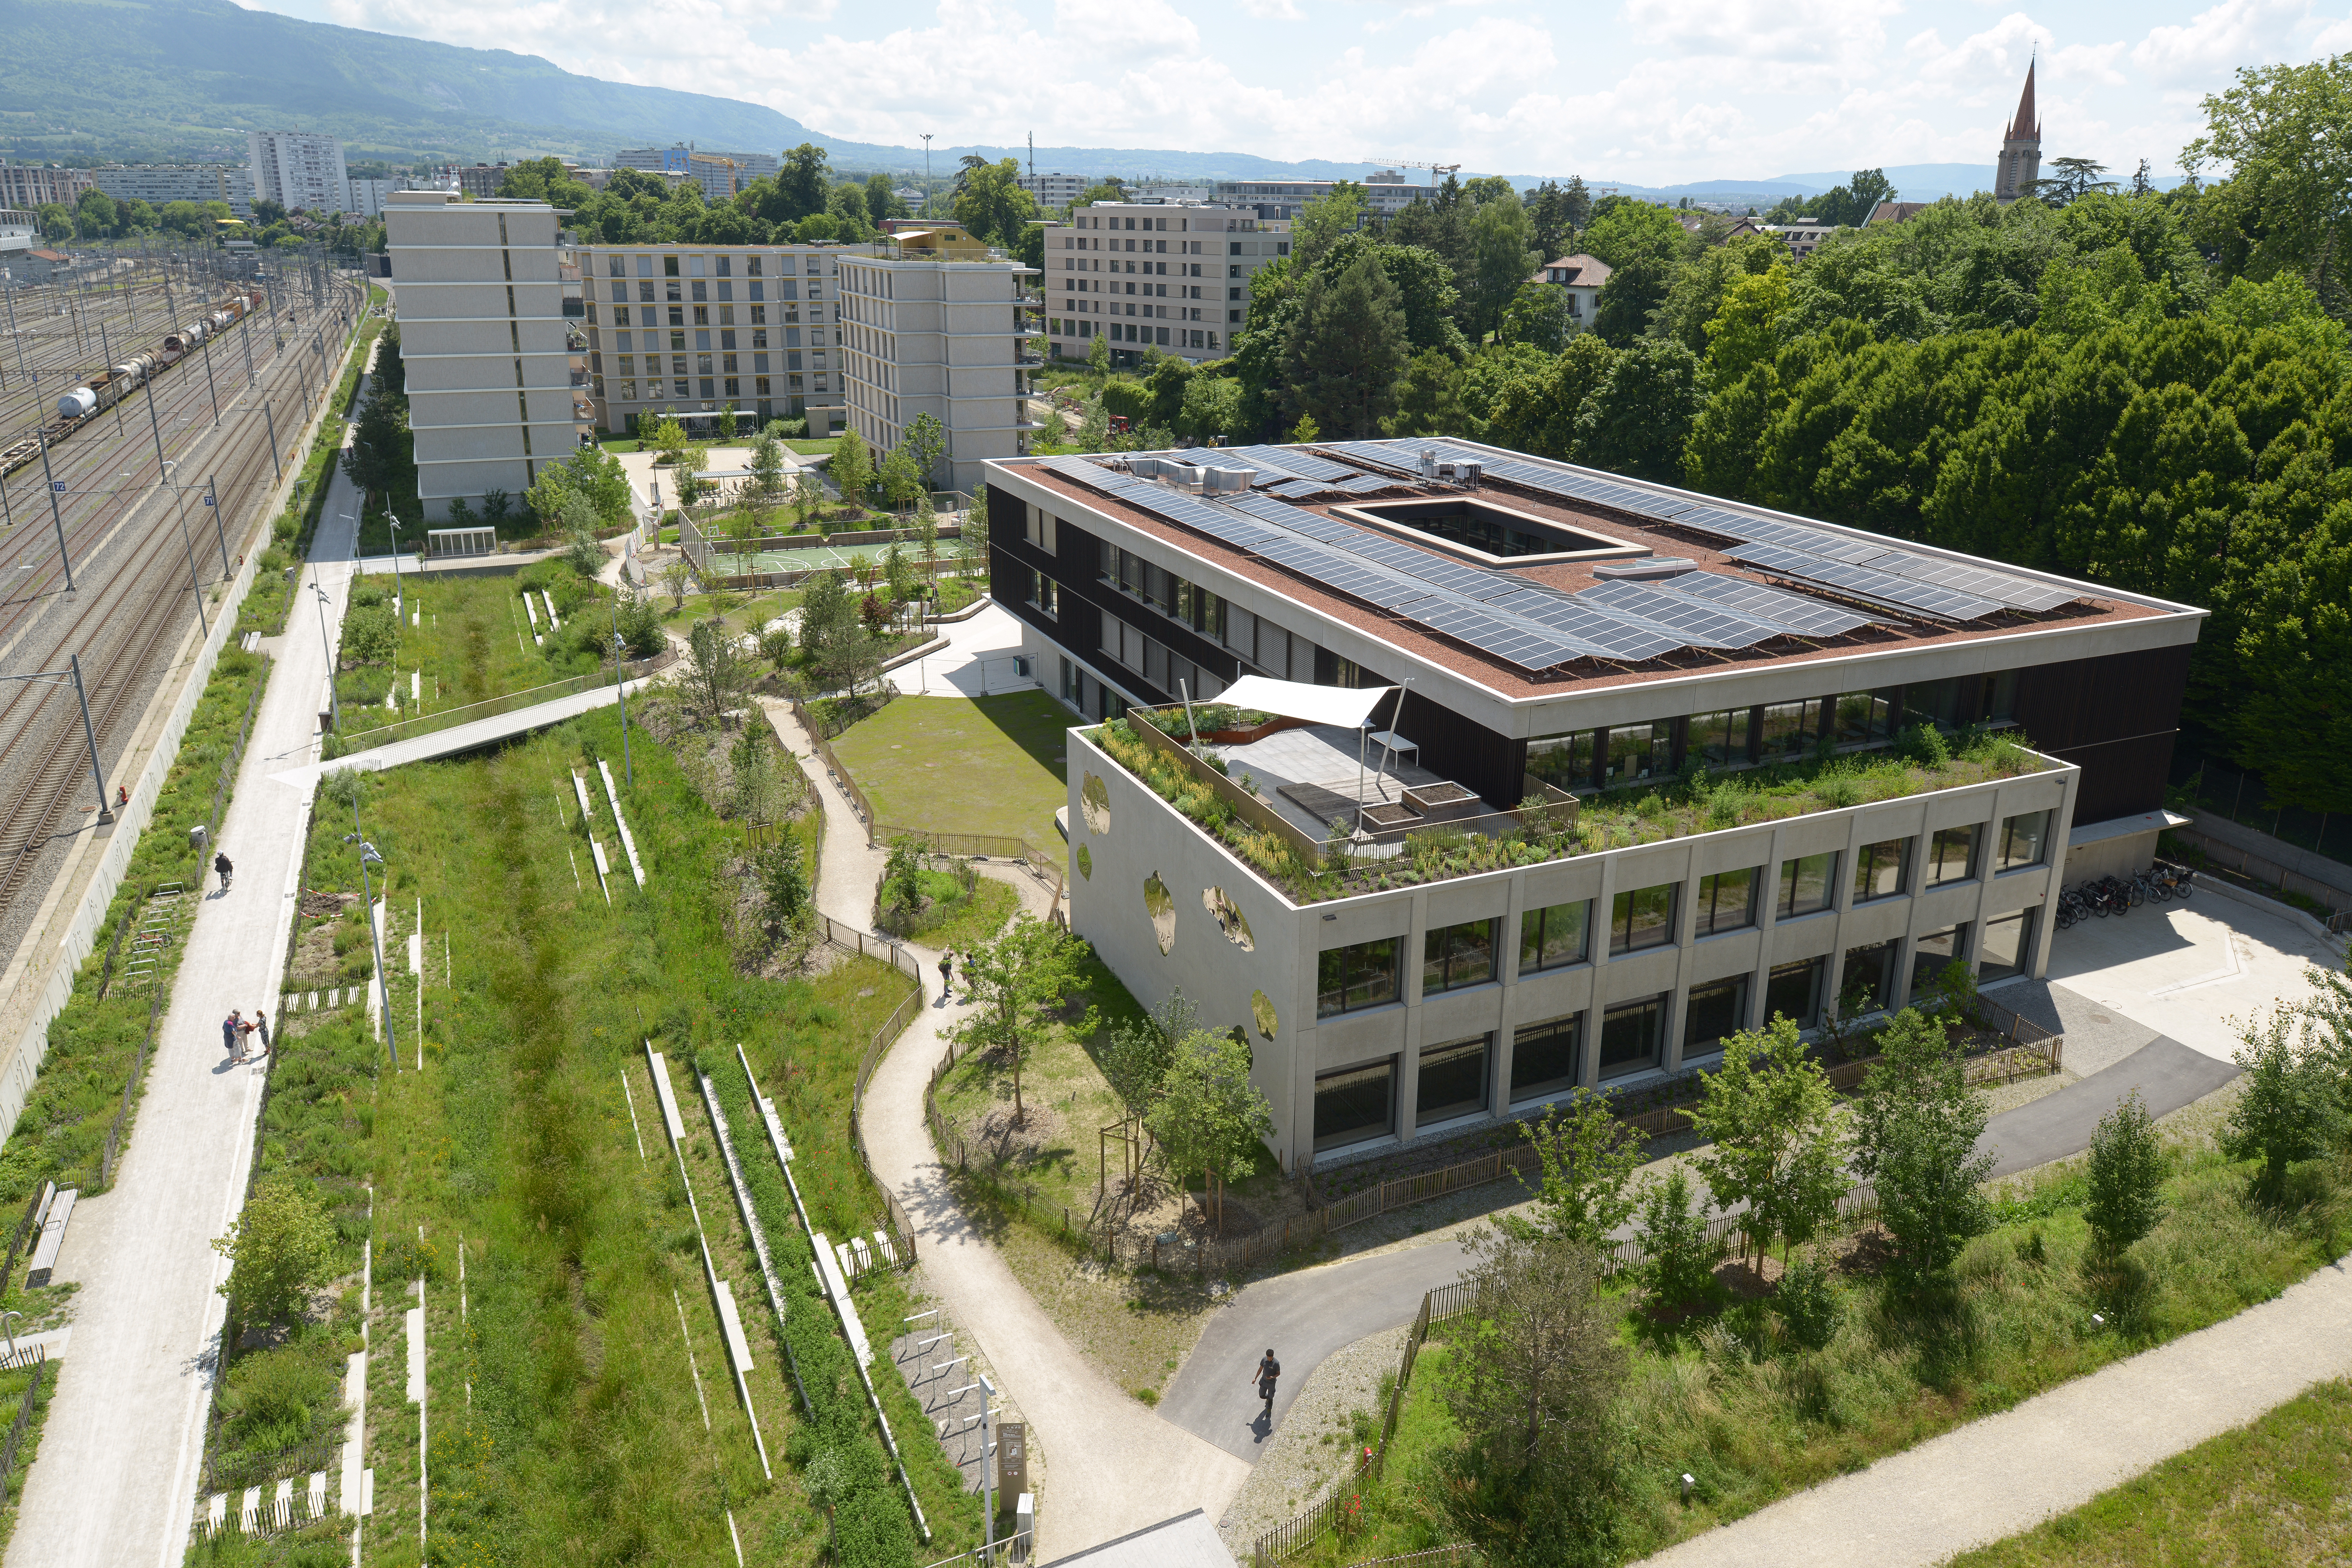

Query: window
[1689,707,1751,768]
[1603,722,1665,787]
[1029,574,1059,617]
[1024,506,1057,552]
[1904,677,1964,732]
[1314,1059,1395,1151]
[1509,1015,1583,1103]
[638,280,655,303]
[1994,810,2047,871]
[1841,940,1898,1013]
[1423,918,1498,994]
[1600,996,1664,1079]
[1416,1035,1491,1125]
[1909,924,1970,1003]
[1759,700,1820,761]
[1693,867,1759,937]
[1980,669,2020,724]
[1776,852,1837,918]
[1853,837,1910,902]
[1978,908,2035,983]
[1518,900,1590,973]
[1526,730,1596,792]
[1926,823,1980,886]
[1683,976,1749,1055]
[1835,689,1898,747]
[1317,937,1401,1016]
[1765,957,1826,1028]
[1609,882,1677,955]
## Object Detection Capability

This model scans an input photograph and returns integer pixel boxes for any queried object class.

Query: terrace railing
[326,650,675,756]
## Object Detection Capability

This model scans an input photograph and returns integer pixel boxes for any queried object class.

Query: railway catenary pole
[97,320,125,437]
[33,432,77,593]
[238,296,256,388]
[4,284,24,387]
[70,656,112,824]
[263,399,281,480]
[197,311,221,427]
[1,470,14,534]
[204,476,230,578]
[141,376,209,636]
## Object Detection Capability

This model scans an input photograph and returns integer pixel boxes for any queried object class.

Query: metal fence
[326,650,675,756]
[2170,831,2352,931]
[821,914,925,1268]
[0,1350,47,1509]
[2171,756,2352,871]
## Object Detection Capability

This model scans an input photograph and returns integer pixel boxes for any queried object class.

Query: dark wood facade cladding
[2013,642,2189,823]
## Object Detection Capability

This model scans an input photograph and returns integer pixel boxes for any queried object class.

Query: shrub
[1773,1257,1840,1351]
[1636,1168,1717,1316]
[2085,1090,2167,1260]
[213,1176,338,1328]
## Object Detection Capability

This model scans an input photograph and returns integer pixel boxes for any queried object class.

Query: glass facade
[1995,810,2048,871]
[1610,882,1678,955]
[1777,852,1837,918]
[1314,1059,1395,1151]
[1509,1015,1583,1103]
[1979,908,2035,983]
[1843,940,1899,1012]
[1689,708,1751,768]
[1525,729,1597,792]
[1422,918,1498,995]
[1759,699,1820,762]
[1683,975,1749,1054]
[1518,900,1590,973]
[1853,837,1911,902]
[1910,924,1971,1002]
[1765,956,1826,1028]
[1836,689,1898,747]
[1600,996,1665,1079]
[1416,1035,1491,1124]
[1693,866,1760,937]
[1316,937,1399,1017]
[1603,723,1667,787]
[1926,823,1981,886]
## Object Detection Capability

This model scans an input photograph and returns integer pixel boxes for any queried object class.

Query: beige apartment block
[838,249,1043,493]
[578,243,850,437]
[384,192,582,521]
[1038,201,1289,368]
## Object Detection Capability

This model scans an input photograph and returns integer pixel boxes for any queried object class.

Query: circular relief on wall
[1202,886,1254,951]
[1251,989,1278,1040]
[1074,843,1093,881]
[1143,871,1176,955]
[1081,771,1112,836]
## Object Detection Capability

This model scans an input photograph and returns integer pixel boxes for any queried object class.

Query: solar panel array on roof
[1576,579,1788,650]
[1728,541,2005,621]
[1667,504,2082,613]
[1657,572,1875,638]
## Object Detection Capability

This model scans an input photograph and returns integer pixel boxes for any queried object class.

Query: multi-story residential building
[1213,172,1433,220]
[577,241,851,437]
[383,192,583,520]
[1531,254,1610,327]
[615,146,780,204]
[1018,171,1092,210]
[0,209,35,260]
[345,178,397,218]
[249,129,349,213]
[839,235,1042,491]
[1039,200,1289,368]
[90,164,254,217]
[986,439,2201,1170]
[0,162,92,209]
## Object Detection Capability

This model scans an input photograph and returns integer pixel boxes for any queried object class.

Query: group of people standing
[220,1007,271,1066]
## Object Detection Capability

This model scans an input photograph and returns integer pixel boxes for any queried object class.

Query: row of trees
[41,190,383,255]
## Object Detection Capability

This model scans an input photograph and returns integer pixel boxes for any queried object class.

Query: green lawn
[1949,1378,2352,1566]
[329,566,617,736]
[832,692,1073,849]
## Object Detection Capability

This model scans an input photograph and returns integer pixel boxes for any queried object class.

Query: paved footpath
[1640,1250,2352,1567]
[766,700,1250,1563]
[6,358,369,1568]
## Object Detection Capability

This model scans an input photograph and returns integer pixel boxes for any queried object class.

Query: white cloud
[1625,0,1899,68]
[2133,0,2310,83]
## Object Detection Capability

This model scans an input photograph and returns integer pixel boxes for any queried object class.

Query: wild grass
[875,869,1016,949]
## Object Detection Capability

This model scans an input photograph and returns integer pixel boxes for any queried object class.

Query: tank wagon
[4,291,269,479]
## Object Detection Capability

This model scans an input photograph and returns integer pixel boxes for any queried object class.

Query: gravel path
[1215,1324,1409,1556]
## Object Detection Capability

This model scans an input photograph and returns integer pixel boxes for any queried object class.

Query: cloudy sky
[240,0,2352,182]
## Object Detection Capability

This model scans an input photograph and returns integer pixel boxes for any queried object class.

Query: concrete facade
[579,242,850,436]
[1066,722,2076,1173]
[248,129,348,215]
[614,146,780,204]
[384,192,581,520]
[838,250,1042,491]
[1039,202,1289,368]
[90,164,256,218]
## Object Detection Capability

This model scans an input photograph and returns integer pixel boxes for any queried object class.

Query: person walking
[213,850,233,892]
[938,948,955,1002]
[221,1009,243,1064]
[1254,1348,1281,1422]
[252,1006,272,1059]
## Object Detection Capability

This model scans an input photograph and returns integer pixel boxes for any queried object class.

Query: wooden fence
[822,914,925,1267]
[0,1350,47,1509]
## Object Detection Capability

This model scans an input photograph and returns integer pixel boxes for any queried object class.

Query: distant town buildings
[91,164,255,217]
[1867,201,1931,225]
[1761,223,1837,260]
[248,129,349,213]
[0,162,92,209]
[1995,61,2043,204]
[614,146,780,204]
[1037,200,1291,368]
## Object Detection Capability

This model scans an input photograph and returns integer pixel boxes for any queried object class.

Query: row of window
[1064,258,1209,276]
[1527,675,2020,792]
[1310,908,2040,1150]
[607,325,803,353]
[1315,812,2049,1017]
[1066,214,1281,236]
[609,278,816,305]
[1054,321,1214,347]
[595,303,830,331]
[601,253,828,278]
[605,350,816,378]
[605,375,815,404]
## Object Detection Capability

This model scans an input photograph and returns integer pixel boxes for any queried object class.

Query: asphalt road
[1160,1016,2241,1464]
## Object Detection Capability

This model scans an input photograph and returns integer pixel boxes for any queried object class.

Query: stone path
[1638,1250,2352,1567]
[6,346,372,1568]
[765,699,1247,1563]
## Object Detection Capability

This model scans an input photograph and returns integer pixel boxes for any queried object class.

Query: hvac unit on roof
[1202,466,1250,494]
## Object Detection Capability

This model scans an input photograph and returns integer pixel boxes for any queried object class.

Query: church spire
[2007,55,2039,142]
[1994,55,2043,204]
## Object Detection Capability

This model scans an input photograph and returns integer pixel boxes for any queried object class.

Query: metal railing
[326,650,675,755]
[0,1350,47,1509]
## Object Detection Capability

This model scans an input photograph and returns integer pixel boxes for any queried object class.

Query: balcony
[1081,709,2057,906]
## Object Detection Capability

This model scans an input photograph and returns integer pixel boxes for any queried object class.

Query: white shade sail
[1214,675,1396,730]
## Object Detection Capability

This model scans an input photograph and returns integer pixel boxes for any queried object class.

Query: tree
[1636,1168,1716,1315]
[658,558,693,611]
[748,432,787,503]
[830,429,872,508]
[1146,1027,1274,1233]
[1292,181,1365,270]
[759,831,810,935]
[949,916,1091,1123]
[718,404,740,443]
[798,569,855,655]
[1501,1092,1645,1249]
[213,1175,336,1328]
[651,412,691,468]
[1282,254,1409,438]
[1468,195,1540,339]
[952,158,1037,248]
[1850,1008,1994,1279]
[864,171,908,226]
[1101,989,1195,1188]
[2223,1007,2346,1195]
[1486,334,1615,459]
[1444,1225,1625,1481]
[685,616,749,723]
[1526,180,1578,266]
[1701,263,1793,385]
[1499,282,1571,352]
[341,386,408,502]
[342,602,397,666]
[877,445,922,513]
[2187,56,2352,313]
[825,182,874,242]
[1382,350,1465,437]
[2084,1090,2167,1261]
[1570,337,1702,482]
[2026,158,2121,208]
[902,411,947,488]
[881,834,927,917]
[1686,1015,1849,1272]
[74,188,121,238]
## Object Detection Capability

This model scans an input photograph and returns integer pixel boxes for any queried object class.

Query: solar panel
[1728,541,2006,621]
[1576,580,1788,650]
[1657,572,1875,637]
[1857,552,2083,613]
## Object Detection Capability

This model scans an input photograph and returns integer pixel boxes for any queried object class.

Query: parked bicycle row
[2053,862,2194,928]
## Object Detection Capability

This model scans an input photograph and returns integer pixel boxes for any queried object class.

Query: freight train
[1,290,265,481]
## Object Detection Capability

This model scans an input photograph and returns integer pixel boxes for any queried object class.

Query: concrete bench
[25,1187,77,1287]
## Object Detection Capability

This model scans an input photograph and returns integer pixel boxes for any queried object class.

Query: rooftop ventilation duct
[1593,556,1699,581]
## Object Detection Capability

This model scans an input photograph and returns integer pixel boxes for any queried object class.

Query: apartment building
[1018,171,1092,210]
[249,129,349,213]
[615,146,780,204]
[0,162,91,209]
[90,164,255,217]
[383,192,582,519]
[577,242,850,437]
[1213,171,1433,219]
[838,245,1042,491]
[986,439,2201,1171]
[1039,200,1289,368]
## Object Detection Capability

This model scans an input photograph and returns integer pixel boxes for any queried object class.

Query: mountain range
[0,0,2174,203]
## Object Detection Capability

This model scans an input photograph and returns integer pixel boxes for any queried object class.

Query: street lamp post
[313,572,342,733]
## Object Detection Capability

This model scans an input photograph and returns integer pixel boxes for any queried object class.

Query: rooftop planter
[1085,716,2053,907]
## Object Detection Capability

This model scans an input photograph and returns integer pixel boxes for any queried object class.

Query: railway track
[0,275,368,924]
